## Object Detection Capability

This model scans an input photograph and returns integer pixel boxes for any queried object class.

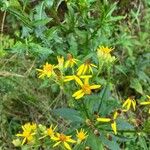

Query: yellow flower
[37,62,55,78]
[47,125,57,137]
[97,118,111,122]
[140,95,150,105]
[97,46,113,55]
[51,133,76,150]
[57,56,64,70]
[63,75,92,84]
[76,129,88,143]
[140,95,150,113]
[77,59,97,75]
[97,111,119,135]
[72,77,101,100]
[122,97,136,112]
[16,123,37,145]
[65,54,79,68]
[97,46,115,62]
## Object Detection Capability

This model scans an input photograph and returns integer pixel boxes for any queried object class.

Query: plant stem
[1,11,6,47]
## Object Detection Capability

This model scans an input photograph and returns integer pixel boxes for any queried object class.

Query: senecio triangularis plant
[12,46,150,149]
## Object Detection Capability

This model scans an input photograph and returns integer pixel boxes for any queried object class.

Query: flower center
[59,134,67,142]
[47,128,53,136]
[101,48,112,54]
[67,54,73,60]
[78,132,85,140]
[44,65,53,72]
[82,84,91,94]
[85,59,91,65]
[23,131,31,138]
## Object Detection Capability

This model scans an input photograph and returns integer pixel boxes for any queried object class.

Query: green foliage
[0,0,150,149]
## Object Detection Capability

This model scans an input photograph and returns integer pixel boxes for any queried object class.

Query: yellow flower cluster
[97,95,150,135]
[37,53,101,100]
[13,123,88,150]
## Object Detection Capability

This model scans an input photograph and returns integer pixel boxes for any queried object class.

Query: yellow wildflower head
[37,62,55,78]
[122,97,136,112]
[72,77,101,100]
[77,59,97,75]
[16,122,36,145]
[65,53,79,68]
[47,125,57,137]
[97,111,120,135]
[97,46,113,55]
[97,46,115,63]
[76,129,88,143]
[57,56,64,70]
[51,133,76,150]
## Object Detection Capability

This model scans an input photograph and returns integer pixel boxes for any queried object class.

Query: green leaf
[86,133,104,150]
[100,134,120,150]
[138,136,148,150]
[130,78,143,94]
[117,119,134,130]
[32,18,53,26]
[53,108,84,123]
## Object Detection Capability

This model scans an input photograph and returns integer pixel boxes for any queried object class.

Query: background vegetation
[0,0,150,149]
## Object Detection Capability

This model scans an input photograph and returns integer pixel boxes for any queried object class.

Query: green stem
[78,100,90,119]
[96,59,103,77]
[97,127,148,134]
[1,11,6,48]
[97,83,108,113]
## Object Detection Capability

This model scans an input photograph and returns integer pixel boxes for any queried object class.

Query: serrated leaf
[130,78,143,94]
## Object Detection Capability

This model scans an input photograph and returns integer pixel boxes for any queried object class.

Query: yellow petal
[16,134,24,137]
[91,64,97,68]
[84,77,89,85]
[53,141,61,147]
[64,142,71,150]
[140,101,150,105]
[111,122,117,135]
[131,100,136,111]
[113,111,118,120]
[21,138,26,145]
[82,64,88,74]
[67,138,76,143]
[89,66,93,74]
[122,99,130,108]
[74,76,83,86]
[97,118,111,122]
[126,100,131,111]
[77,64,84,76]
[64,76,74,82]
[75,92,85,100]
[72,90,83,97]
[80,75,92,79]
[65,61,69,68]
[90,85,101,89]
